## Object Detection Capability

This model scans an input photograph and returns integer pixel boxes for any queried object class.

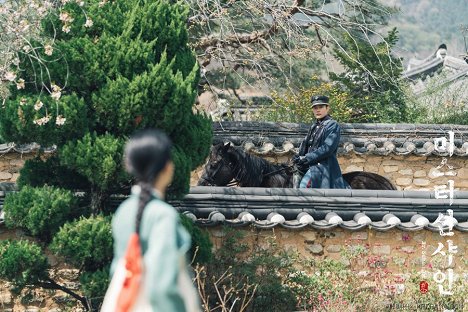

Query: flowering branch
[0,0,92,126]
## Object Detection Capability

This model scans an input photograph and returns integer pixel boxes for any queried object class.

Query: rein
[262,164,295,177]
[232,162,295,185]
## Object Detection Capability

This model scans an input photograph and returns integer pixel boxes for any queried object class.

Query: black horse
[198,142,397,190]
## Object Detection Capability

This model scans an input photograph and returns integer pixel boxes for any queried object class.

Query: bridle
[199,157,238,186]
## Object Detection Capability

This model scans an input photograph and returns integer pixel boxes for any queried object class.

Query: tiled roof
[2,122,468,157]
[402,45,468,95]
[403,53,468,81]
[403,55,444,79]
[171,187,468,232]
[213,121,468,156]
[0,143,56,155]
[1,185,466,232]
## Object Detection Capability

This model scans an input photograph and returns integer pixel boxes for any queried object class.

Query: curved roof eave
[171,186,468,232]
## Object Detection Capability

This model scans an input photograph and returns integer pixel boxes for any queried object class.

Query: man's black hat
[311,95,329,107]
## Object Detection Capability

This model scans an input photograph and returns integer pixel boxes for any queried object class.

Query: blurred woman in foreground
[110,129,200,311]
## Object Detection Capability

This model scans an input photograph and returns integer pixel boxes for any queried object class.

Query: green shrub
[260,77,356,123]
[4,186,77,240]
[180,214,213,264]
[80,267,110,309]
[246,238,297,311]
[50,215,113,271]
[404,71,468,125]
[200,229,297,312]
[331,28,409,123]
[0,240,50,291]
[0,0,212,307]
[166,146,191,200]
[60,132,127,192]
[17,156,89,191]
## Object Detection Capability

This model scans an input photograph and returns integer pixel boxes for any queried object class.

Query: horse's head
[197,142,237,186]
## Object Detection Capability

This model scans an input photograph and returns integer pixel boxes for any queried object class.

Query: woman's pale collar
[131,185,163,199]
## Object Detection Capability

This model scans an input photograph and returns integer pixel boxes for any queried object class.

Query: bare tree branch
[185,0,399,99]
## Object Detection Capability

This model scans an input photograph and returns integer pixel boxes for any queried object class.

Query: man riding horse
[292,95,351,189]
[198,94,396,190]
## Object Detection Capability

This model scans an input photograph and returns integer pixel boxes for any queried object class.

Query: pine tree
[0,0,211,309]
[330,28,408,123]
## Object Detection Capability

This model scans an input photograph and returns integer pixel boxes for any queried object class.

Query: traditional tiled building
[403,44,468,107]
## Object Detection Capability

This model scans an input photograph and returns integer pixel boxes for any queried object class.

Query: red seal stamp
[419,281,428,293]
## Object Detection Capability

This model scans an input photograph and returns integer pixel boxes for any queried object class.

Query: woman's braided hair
[124,129,172,234]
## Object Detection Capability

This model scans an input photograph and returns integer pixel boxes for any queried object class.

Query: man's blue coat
[299,116,350,189]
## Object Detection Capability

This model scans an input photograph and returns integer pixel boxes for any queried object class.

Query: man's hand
[292,155,300,164]
[297,156,310,166]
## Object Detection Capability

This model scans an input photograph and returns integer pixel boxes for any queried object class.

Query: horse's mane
[229,146,286,186]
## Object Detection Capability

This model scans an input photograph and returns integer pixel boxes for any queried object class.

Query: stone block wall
[0,153,36,183]
[208,226,468,283]
[0,228,82,311]
[338,154,468,191]
[3,149,465,191]
[191,152,468,191]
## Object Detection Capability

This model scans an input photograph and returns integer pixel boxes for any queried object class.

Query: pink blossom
[4,72,16,81]
[62,24,71,33]
[44,45,53,56]
[16,78,25,90]
[402,233,410,241]
[34,100,43,111]
[56,115,66,126]
[51,84,62,100]
[84,18,93,28]
[33,115,50,126]
[59,12,73,23]
[37,6,47,16]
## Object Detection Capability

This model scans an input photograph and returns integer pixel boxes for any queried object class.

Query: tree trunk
[39,279,90,311]
[90,188,108,213]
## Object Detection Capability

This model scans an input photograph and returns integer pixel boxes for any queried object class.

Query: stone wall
[207,225,468,284]
[338,154,468,191]
[191,153,468,191]
[0,228,82,311]
[3,149,466,191]
[0,153,36,183]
